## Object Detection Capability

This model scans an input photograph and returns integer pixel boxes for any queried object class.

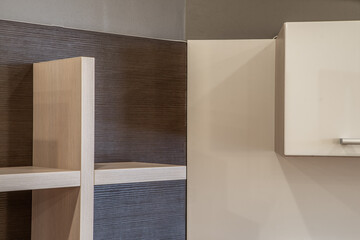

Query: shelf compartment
[0,166,80,192]
[95,162,186,185]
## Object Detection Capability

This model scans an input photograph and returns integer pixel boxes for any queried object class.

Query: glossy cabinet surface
[276,21,360,156]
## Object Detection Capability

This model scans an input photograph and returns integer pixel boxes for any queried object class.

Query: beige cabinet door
[277,21,360,156]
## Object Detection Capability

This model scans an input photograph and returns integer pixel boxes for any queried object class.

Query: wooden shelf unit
[2,56,186,240]
[95,162,186,185]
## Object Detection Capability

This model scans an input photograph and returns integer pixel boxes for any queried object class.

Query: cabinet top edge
[33,56,95,65]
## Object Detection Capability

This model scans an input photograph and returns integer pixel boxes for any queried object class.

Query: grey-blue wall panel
[94,180,186,240]
[0,20,186,239]
[186,0,360,39]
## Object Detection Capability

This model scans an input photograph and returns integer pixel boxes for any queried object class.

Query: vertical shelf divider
[31,57,95,240]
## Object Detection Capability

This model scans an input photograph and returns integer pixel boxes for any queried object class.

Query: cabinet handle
[340,138,360,145]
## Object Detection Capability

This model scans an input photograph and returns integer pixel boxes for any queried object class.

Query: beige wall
[0,0,185,40]
[186,0,360,39]
[187,40,360,240]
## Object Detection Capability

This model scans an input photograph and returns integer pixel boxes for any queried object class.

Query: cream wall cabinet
[276,21,360,156]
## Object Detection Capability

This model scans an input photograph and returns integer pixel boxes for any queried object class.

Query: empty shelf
[0,166,80,192]
[95,162,186,185]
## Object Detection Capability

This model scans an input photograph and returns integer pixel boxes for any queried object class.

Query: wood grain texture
[32,188,81,240]
[0,20,186,239]
[32,57,95,240]
[94,180,186,240]
[33,57,82,170]
[0,167,80,192]
[95,162,186,185]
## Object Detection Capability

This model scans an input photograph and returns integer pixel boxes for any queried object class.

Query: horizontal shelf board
[0,166,80,192]
[94,162,187,185]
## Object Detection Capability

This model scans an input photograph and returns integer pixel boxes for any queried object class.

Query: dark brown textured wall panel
[0,20,186,239]
[0,29,34,240]
[0,191,32,240]
[94,181,186,240]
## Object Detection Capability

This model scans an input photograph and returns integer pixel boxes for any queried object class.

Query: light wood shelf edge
[94,162,187,185]
[79,57,95,240]
[0,166,80,192]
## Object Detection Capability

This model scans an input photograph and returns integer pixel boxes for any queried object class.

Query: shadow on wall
[188,40,360,240]
[207,44,275,152]
[277,155,360,239]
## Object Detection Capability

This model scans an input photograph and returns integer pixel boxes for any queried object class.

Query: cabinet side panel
[275,27,286,155]
[187,40,275,240]
[32,58,83,240]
